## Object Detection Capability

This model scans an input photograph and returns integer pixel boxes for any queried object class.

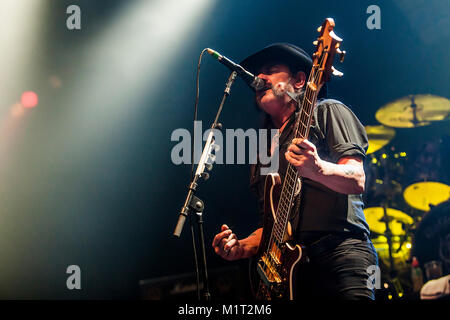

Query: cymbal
[365,125,396,154]
[364,207,414,236]
[375,94,450,128]
[403,181,450,211]
[372,235,411,261]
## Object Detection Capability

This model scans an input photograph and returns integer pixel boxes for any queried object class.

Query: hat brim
[240,43,312,75]
[240,43,327,98]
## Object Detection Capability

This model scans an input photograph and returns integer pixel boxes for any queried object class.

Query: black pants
[295,235,379,300]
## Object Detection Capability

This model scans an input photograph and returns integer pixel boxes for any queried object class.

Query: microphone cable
[189,48,209,301]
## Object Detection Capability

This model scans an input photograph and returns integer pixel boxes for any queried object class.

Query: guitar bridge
[257,253,282,290]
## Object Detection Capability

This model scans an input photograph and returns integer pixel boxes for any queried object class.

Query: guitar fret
[273,224,282,242]
[271,65,319,248]
[259,19,341,299]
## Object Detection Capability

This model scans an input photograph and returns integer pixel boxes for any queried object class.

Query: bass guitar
[251,18,346,300]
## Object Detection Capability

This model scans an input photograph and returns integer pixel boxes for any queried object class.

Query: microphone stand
[173,71,237,301]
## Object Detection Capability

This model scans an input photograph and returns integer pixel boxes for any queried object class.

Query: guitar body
[250,173,303,300]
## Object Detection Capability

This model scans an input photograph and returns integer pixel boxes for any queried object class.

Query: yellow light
[400,152,407,157]
[394,154,399,158]
[382,153,387,159]
[384,283,389,289]
[406,243,412,249]
[398,292,403,298]
[388,294,393,300]
[371,157,378,164]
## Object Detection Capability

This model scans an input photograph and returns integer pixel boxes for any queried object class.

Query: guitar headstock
[311,18,346,88]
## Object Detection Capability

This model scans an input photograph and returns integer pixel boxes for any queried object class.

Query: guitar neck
[272,75,321,243]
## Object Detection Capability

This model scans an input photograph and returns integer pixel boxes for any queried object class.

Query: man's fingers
[212,229,232,247]
[292,138,314,151]
[221,233,236,251]
[285,152,298,167]
[285,151,306,164]
[288,143,303,155]
[224,238,237,252]
[221,224,229,232]
[227,232,236,241]
[300,139,315,151]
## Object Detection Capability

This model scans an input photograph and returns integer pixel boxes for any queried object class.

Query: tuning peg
[201,172,210,181]
[205,163,213,171]
[211,143,220,152]
[336,48,346,63]
[317,26,322,33]
[331,66,343,77]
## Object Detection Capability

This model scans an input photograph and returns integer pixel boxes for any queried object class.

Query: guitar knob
[331,66,344,77]
[336,48,346,62]
[211,144,221,152]
[201,172,210,181]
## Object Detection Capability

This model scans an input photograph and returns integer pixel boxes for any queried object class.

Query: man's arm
[212,225,262,261]
[285,138,365,194]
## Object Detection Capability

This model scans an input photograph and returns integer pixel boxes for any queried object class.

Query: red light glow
[21,91,39,108]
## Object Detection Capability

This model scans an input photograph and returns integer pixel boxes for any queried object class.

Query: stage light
[61,0,216,147]
[406,242,412,249]
[382,153,387,159]
[21,91,39,108]
[0,1,45,105]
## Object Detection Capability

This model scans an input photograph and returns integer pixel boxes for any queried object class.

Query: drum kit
[363,94,450,299]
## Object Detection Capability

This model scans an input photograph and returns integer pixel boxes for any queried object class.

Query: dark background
[0,0,448,299]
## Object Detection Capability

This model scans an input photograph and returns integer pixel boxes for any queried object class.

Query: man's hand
[212,224,244,261]
[286,138,365,194]
[285,138,323,180]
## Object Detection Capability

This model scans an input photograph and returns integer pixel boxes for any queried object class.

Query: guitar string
[260,45,327,291]
[260,50,326,289]
[268,51,325,247]
[275,52,323,244]
[263,56,321,267]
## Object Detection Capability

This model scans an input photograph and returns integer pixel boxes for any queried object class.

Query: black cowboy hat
[240,43,327,98]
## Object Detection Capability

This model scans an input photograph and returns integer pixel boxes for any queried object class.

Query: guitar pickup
[257,255,282,289]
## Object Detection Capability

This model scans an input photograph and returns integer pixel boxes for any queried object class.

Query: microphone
[206,48,266,91]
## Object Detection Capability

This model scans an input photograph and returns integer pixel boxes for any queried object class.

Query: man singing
[212,43,378,299]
